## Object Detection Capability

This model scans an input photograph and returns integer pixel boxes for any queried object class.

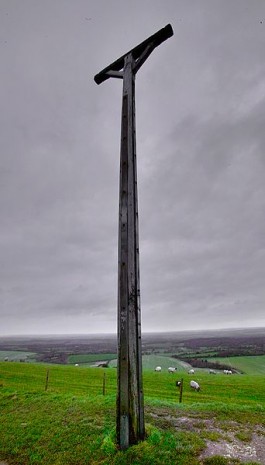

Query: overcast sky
[1,0,265,336]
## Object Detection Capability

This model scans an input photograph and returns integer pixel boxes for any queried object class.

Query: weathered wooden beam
[133,43,154,74]
[105,70,123,79]
[94,24,173,450]
[116,53,144,449]
[94,24,173,85]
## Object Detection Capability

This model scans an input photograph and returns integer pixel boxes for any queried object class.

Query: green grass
[1,362,265,412]
[0,391,205,465]
[141,354,191,371]
[210,355,265,375]
[0,362,264,465]
[104,354,191,370]
[0,362,115,396]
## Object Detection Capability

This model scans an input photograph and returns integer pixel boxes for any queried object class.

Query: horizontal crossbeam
[94,24,173,85]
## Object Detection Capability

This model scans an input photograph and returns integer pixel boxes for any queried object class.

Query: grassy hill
[68,353,192,371]
[102,353,265,375]
[108,354,192,371]
[142,354,191,371]
[209,355,265,375]
[0,361,264,465]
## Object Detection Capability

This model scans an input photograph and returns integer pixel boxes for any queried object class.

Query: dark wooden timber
[94,24,173,85]
[94,24,173,450]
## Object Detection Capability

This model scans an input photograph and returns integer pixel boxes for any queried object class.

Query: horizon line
[1,325,264,338]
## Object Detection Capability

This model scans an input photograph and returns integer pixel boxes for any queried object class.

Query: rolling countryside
[0,328,264,464]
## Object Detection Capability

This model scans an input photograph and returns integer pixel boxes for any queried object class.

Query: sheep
[224,369,232,375]
[75,363,79,367]
[168,367,176,373]
[190,380,200,391]
[176,380,182,387]
[209,369,216,374]
[188,369,195,374]
[155,366,162,372]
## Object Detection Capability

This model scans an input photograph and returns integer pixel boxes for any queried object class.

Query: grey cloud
[1,0,265,334]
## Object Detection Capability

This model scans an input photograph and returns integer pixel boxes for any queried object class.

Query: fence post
[45,369,49,392]
[179,378,183,403]
[103,372,106,396]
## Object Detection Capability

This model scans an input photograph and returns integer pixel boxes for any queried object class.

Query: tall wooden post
[116,51,144,448]
[94,24,173,449]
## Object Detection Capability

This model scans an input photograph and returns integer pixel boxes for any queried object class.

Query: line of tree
[177,347,265,358]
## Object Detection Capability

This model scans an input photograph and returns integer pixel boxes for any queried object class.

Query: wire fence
[0,363,117,397]
[1,362,265,406]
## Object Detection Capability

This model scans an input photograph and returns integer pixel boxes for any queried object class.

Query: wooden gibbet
[94,24,174,449]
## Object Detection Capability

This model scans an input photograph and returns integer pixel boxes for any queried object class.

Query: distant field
[2,348,265,376]
[0,350,36,362]
[88,353,265,375]
[108,355,192,371]
[68,353,116,365]
[142,354,191,372]
[64,353,199,370]
[210,355,265,375]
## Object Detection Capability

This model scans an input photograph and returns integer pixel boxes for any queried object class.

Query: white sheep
[168,367,176,373]
[188,369,195,374]
[190,380,200,391]
[75,363,79,367]
[155,366,162,372]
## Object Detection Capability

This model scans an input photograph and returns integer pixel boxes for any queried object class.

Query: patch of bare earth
[149,410,265,464]
[199,428,265,464]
